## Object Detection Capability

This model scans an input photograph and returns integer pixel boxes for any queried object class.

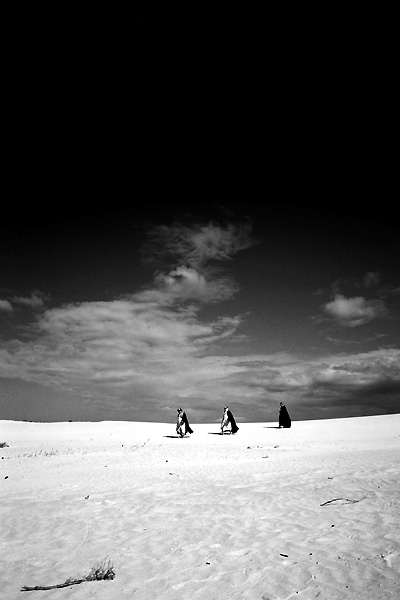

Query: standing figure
[176,408,194,437]
[220,406,239,434]
[278,402,291,428]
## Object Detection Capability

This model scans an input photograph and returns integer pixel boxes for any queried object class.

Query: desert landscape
[1,415,399,599]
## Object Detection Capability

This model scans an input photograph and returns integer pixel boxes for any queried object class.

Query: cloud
[142,221,256,270]
[10,291,48,309]
[135,266,238,305]
[0,300,13,312]
[309,349,400,386]
[0,296,244,402]
[231,348,400,416]
[323,294,388,327]
[363,271,380,288]
[300,348,400,415]
[326,333,387,345]
[137,221,256,305]
[187,222,256,265]
[0,291,48,315]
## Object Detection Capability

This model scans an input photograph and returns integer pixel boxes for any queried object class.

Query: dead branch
[320,496,366,507]
[21,578,85,591]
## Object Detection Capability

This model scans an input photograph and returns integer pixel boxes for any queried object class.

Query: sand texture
[1,415,399,599]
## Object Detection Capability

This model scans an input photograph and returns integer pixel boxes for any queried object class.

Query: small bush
[86,558,115,581]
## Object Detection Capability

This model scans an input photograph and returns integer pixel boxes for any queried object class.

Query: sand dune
[1,415,399,599]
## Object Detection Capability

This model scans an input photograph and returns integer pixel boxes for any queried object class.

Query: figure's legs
[221,421,231,434]
[221,416,229,434]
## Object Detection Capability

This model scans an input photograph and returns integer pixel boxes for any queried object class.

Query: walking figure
[220,406,239,434]
[176,408,194,437]
[278,402,291,428]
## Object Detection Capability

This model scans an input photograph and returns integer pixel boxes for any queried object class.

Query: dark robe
[227,409,239,434]
[279,404,291,428]
[182,412,193,434]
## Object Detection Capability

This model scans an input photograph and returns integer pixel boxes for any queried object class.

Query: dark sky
[1,13,398,422]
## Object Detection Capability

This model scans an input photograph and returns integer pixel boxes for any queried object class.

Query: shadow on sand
[264,426,281,429]
[163,435,191,439]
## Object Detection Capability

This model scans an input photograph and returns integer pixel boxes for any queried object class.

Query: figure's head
[177,408,182,413]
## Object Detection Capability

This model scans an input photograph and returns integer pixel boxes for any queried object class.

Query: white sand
[1,415,399,599]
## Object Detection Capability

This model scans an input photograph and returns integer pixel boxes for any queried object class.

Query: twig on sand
[320,496,366,507]
[21,578,86,591]
[21,558,115,592]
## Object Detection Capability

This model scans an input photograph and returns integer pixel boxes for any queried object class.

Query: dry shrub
[86,557,115,581]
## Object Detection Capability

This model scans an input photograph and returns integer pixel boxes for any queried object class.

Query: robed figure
[278,402,291,428]
[220,406,239,434]
[176,408,194,437]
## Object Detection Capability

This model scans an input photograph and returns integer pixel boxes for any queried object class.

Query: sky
[1,197,399,424]
[1,15,398,423]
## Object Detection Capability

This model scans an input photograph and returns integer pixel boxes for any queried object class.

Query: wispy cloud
[138,221,256,305]
[363,271,380,288]
[10,291,48,309]
[142,221,256,270]
[0,290,49,312]
[326,333,388,345]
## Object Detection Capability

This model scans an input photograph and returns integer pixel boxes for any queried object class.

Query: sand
[1,415,399,599]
